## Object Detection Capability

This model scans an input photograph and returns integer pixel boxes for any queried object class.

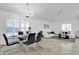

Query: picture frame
[44,24,49,29]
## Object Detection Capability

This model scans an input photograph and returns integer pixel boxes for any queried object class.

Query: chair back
[18,31,23,35]
[18,31,24,41]
[3,34,9,46]
[27,33,35,45]
[36,32,43,43]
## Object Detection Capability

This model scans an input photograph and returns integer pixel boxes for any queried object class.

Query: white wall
[54,20,79,32]
[28,17,52,33]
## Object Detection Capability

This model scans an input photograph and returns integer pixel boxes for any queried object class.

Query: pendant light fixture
[26,3,33,18]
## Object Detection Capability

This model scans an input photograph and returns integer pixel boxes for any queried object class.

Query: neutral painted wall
[55,20,79,32]
[28,18,52,33]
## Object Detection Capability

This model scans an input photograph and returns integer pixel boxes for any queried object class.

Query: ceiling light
[26,3,33,18]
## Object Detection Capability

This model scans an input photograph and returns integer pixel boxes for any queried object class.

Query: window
[62,24,71,31]
[14,21,20,35]
[5,19,29,36]
[6,20,14,36]
[20,22,25,31]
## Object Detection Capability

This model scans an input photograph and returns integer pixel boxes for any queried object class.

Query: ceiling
[0,3,79,22]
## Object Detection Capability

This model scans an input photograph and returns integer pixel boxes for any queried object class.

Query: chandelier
[26,3,33,18]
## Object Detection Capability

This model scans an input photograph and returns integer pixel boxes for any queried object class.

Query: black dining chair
[3,34,19,46]
[36,32,43,43]
[18,31,23,35]
[2,33,19,54]
[22,33,36,53]
[18,31,26,41]
[23,33,36,45]
[35,31,43,49]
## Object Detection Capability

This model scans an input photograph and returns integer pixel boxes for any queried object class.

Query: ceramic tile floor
[0,38,79,55]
